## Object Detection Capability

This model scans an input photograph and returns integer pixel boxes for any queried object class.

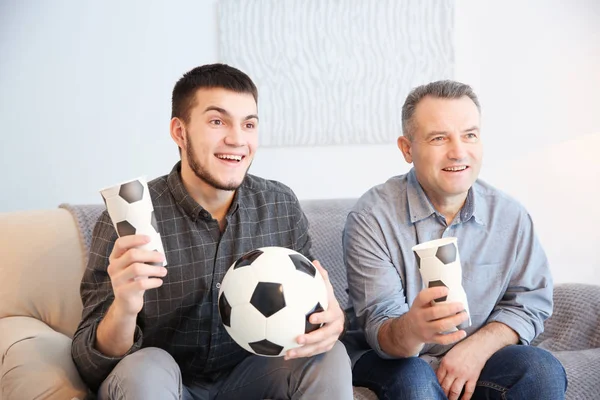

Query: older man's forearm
[377,315,425,357]
[463,321,519,360]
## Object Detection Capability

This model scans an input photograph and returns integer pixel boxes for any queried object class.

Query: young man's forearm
[95,302,138,357]
[377,314,425,357]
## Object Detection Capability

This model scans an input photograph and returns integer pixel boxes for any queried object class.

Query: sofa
[1,199,599,400]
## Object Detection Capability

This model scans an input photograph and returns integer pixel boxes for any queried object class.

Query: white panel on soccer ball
[251,247,297,279]
[220,268,260,307]
[284,272,328,314]
[265,306,306,352]
[419,256,445,283]
[124,200,154,229]
[229,303,267,344]
[104,195,130,222]
[101,186,120,199]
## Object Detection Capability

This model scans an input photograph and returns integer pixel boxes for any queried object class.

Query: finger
[431,330,467,345]
[116,277,164,295]
[416,286,449,307]
[313,260,343,311]
[113,262,167,286]
[425,302,467,322]
[436,365,447,384]
[123,248,165,267]
[297,317,341,345]
[307,301,344,326]
[462,380,476,400]
[110,235,151,261]
[108,247,163,278]
[285,334,337,360]
[449,379,466,400]
[433,312,469,333]
[313,260,334,291]
[441,376,455,398]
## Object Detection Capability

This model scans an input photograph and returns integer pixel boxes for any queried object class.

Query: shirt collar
[406,169,437,223]
[406,168,486,226]
[167,161,242,222]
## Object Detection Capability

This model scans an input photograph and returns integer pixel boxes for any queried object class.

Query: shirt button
[216,283,221,289]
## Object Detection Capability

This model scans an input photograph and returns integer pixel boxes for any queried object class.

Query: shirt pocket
[461,262,506,318]
[462,261,504,283]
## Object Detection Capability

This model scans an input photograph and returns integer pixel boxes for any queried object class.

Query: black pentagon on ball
[249,339,284,356]
[305,302,324,333]
[289,254,316,277]
[234,249,264,270]
[428,280,448,302]
[250,282,285,318]
[119,180,144,204]
[116,220,136,237]
[414,251,422,269]
[435,243,457,265]
[218,293,232,327]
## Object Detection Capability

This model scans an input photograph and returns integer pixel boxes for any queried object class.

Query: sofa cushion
[0,209,86,338]
[0,316,88,400]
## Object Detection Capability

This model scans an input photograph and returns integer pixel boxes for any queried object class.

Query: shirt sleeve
[71,211,144,391]
[486,211,553,345]
[291,196,314,261]
[343,210,410,359]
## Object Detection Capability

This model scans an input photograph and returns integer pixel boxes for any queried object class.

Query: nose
[224,125,245,147]
[447,137,467,161]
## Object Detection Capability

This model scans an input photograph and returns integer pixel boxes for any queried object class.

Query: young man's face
[175,87,258,192]
[398,95,483,205]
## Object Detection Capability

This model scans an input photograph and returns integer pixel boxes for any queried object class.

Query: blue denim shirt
[343,169,553,365]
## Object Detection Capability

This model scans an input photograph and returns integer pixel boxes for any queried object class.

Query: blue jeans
[98,342,352,400]
[353,345,567,399]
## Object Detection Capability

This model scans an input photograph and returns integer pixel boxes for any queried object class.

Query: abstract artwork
[219,0,454,147]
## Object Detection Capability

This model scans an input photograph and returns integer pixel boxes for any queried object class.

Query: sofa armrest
[532,283,600,351]
[0,316,89,400]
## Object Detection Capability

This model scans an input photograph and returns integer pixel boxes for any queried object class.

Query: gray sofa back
[62,199,357,309]
[301,199,356,309]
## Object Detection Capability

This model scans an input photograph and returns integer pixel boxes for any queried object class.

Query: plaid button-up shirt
[72,162,313,390]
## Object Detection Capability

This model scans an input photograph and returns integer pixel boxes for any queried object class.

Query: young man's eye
[210,119,223,126]
[245,123,255,129]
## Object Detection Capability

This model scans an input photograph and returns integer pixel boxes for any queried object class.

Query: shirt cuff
[86,318,144,369]
[367,318,401,359]
[486,310,535,345]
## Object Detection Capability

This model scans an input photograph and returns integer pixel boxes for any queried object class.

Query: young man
[343,80,567,400]
[72,64,352,400]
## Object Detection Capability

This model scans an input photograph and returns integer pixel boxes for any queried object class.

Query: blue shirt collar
[406,168,486,226]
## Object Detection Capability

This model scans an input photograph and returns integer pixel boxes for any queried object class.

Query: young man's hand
[284,260,345,360]
[107,234,167,316]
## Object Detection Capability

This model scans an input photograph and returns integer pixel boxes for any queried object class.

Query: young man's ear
[397,135,413,164]
[170,118,186,151]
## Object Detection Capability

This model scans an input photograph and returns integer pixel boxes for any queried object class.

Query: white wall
[1,0,599,284]
[2,0,598,210]
[0,0,219,211]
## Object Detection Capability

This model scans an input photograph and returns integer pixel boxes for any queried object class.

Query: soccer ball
[413,237,470,328]
[99,178,166,266]
[218,247,329,357]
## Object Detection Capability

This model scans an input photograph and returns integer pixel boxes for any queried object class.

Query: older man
[343,80,567,400]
